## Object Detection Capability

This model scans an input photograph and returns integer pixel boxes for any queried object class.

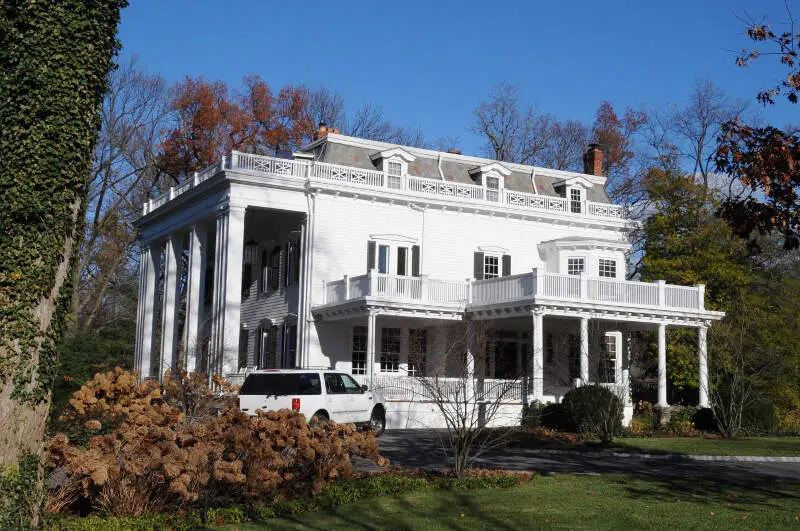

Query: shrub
[521,402,543,429]
[692,407,716,432]
[0,453,43,529]
[47,369,387,517]
[561,385,624,442]
[665,406,696,435]
[742,399,777,436]
[540,403,567,430]
[776,408,800,435]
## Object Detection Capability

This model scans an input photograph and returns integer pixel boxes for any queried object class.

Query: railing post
[696,283,705,310]
[369,268,377,296]
[344,274,350,300]
[168,186,175,200]
[579,272,588,300]
[420,275,429,302]
[221,155,227,170]
[533,267,543,297]
[230,150,238,169]
[657,280,666,307]
[321,280,326,305]
[193,171,199,186]
[466,278,473,305]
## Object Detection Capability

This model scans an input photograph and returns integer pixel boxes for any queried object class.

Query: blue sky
[118,0,797,154]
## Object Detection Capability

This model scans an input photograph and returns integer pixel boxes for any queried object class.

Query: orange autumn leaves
[158,75,316,180]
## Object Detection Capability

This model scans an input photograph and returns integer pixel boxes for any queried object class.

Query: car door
[339,373,372,423]
[323,373,355,423]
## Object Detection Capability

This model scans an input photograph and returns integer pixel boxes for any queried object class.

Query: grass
[509,431,800,456]
[231,473,800,529]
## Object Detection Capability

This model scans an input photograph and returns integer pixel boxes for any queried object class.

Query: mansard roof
[301,133,612,204]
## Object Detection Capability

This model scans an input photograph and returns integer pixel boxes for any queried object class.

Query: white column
[657,322,668,407]
[296,218,307,368]
[579,317,589,385]
[698,325,709,408]
[465,329,476,401]
[622,329,632,398]
[183,225,207,373]
[367,310,377,387]
[209,204,246,377]
[134,242,158,379]
[532,311,544,400]
[159,234,184,381]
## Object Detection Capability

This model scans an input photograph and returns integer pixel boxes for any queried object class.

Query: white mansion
[134,127,724,428]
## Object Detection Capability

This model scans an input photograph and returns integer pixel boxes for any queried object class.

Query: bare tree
[538,120,589,171]
[303,85,346,133]
[74,58,171,331]
[403,320,521,477]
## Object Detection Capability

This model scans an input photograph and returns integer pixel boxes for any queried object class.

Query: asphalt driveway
[376,429,800,482]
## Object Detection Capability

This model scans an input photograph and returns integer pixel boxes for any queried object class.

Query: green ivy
[0,0,127,409]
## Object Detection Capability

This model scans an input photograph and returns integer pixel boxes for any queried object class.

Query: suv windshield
[240,373,322,396]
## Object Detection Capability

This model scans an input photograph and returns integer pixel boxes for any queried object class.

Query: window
[567,257,585,276]
[351,326,367,375]
[545,333,554,364]
[600,334,618,384]
[259,326,279,369]
[599,259,617,278]
[285,241,300,286]
[484,255,500,279]
[241,263,253,298]
[485,175,500,202]
[283,324,297,368]
[569,188,583,213]
[380,328,401,373]
[408,329,427,376]
[238,328,249,370]
[397,247,408,276]
[568,334,580,380]
[386,160,403,189]
[377,244,390,274]
[341,373,363,393]
[268,247,281,291]
[324,373,347,394]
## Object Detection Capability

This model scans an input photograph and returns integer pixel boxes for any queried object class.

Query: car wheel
[310,411,329,427]
[369,406,386,436]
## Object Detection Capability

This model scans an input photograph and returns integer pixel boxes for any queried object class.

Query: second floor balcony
[316,269,711,318]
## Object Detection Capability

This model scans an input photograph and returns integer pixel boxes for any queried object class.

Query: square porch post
[367,310,377,387]
[657,322,669,407]
[134,242,159,380]
[531,311,544,401]
[159,233,184,382]
[698,325,709,408]
[579,317,589,385]
[183,225,207,373]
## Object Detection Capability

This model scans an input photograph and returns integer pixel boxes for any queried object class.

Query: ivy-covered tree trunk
[0,0,127,467]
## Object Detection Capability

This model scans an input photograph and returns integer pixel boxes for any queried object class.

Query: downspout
[302,189,318,367]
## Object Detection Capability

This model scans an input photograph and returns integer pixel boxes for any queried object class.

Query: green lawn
[614,436,800,456]
[510,433,800,456]
[232,474,800,530]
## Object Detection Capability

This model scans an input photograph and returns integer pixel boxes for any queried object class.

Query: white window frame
[567,257,585,276]
[602,332,622,384]
[380,327,401,373]
[483,253,501,279]
[384,157,406,190]
[351,325,368,375]
[568,186,584,214]
[598,258,617,278]
[483,170,504,202]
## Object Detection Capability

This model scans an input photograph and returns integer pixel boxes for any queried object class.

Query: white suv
[238,369,386,436]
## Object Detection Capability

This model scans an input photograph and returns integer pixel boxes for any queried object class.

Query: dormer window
[370,148,415,190]
[569,187,583,213]
[468,162,511,204]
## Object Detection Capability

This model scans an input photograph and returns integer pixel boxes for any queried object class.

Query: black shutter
[411,245,420,277]
[367,241,376,272]
[397,247,407,275]
[502,254,511,276]
[474,252,484,280]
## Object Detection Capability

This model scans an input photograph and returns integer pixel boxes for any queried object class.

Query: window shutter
[367,241,376,272]
[473,252,484,280]
[502,254,511,276]
[411,245,420,277]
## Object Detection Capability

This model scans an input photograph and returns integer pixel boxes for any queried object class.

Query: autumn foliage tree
[590,101,647,199]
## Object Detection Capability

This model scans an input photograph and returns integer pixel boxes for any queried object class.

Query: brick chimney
[583,143,604,176]
[313,122,328,141]
[447,149,462,155]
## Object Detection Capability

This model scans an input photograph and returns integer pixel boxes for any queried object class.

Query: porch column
[183,225,207,373]
[657,322,668,407]
[622,329,632,397]
[367,310,377,387]
[209,204,246,377]
[159,233,184,382]
[579,317,589,385]
[698,325,709,408]
[134,242,159,379]
[531,311,544,400]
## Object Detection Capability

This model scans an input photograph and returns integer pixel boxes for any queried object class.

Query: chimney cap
[588,142,601,150]
[446,149,462,155]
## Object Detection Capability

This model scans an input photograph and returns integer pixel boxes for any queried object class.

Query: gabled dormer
[370,147,416,189]
[468,162,511,202]
[553,175,594,214]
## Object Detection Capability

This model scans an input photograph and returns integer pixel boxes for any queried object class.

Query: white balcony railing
[319,270,707,312]
[141,151,629,221]
[353,375,529,403]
